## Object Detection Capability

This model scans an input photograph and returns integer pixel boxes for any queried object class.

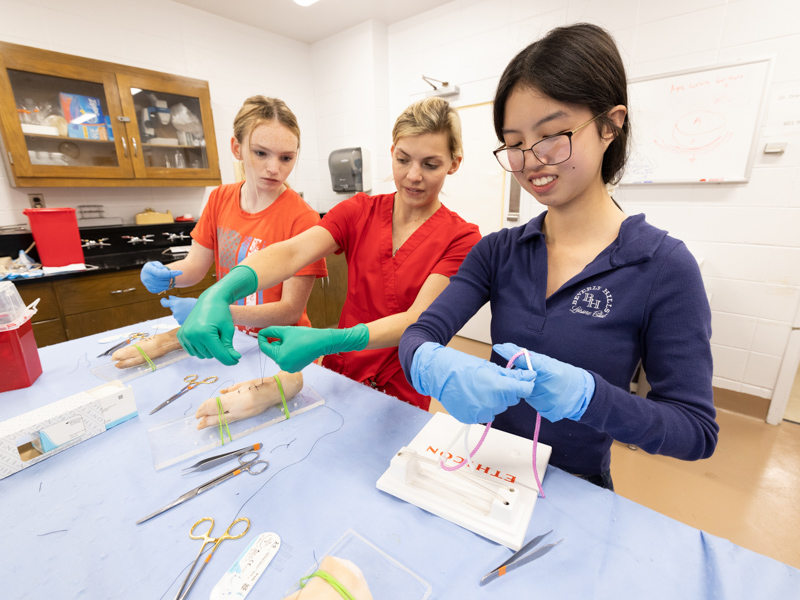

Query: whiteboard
[621,58,772,185]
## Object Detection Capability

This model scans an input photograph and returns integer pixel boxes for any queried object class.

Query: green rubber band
[216,396,232,445]
[133,344,156,372]
[298,570,355,600]
[273,375,290,419]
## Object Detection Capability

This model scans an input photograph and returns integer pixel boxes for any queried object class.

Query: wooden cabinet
[0,41,221,188]
[306,252,348,329]
[56,269,169,339]
[16,280,67,347]
[14,266,215,345]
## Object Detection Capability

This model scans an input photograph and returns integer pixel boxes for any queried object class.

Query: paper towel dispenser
[328,147,371,193]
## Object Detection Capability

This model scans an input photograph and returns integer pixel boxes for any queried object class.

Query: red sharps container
[22,207,85,267]
[0,281,42,392]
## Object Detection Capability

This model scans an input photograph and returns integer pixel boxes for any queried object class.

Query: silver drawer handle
[110,287,136,294]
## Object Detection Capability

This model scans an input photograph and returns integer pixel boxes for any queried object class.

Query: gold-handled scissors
[136,451,268,524]
[150,374,219,415]
[97,332,148,358]
[174,516,250,600]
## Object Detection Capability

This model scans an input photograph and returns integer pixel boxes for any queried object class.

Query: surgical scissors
[136,451,268,524]
[150,374,219,415]
[181,443,262,475]
[174,516,250,600]
[480,530,563,586]
[97,332,148,358]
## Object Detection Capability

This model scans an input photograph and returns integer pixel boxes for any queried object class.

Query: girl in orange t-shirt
[117,97,326,429]
[139,95,326,332]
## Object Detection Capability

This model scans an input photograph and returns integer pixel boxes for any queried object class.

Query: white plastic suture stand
[376,413,552,551]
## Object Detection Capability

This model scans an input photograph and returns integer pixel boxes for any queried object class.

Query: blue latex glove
[493,343,595,422]
[160,295,197,326]
[410,342,536,424]
[141,261,182,293]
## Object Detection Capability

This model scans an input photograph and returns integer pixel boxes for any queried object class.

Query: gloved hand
[160,295,197,326]
[410,342,536,424]
[177,265,258,365]
[258,323,369,373]
[493,343,595,422]
[140,261,182,293]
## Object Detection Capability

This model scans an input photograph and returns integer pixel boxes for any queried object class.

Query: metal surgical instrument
[136,451,268,525]
[174,516,250,600]
[480,530,563,586]
[97,332,148,358]
[150,374,219,415]
[180,443,262,475]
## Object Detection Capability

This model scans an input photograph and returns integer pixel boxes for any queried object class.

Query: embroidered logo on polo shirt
[570,285,612,318]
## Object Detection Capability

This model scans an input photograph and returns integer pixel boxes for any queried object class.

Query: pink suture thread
[438,349,545,498]
[508,349,544,498]
[439,422,492,471]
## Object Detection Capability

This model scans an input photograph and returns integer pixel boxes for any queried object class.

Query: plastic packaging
[22,208,85,267]
[283,530,431,600]
[174,149,186,168]
[146,385,325,470]
[170,103,204,138]
[0,281,28,327]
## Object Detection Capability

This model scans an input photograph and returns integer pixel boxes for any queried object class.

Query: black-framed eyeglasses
[493,112,607,172]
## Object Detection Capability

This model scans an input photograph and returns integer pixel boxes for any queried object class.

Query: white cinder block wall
[381,0,800,403]
[0,0,798,407]
[310,20,394,212]
[0,0,322,224]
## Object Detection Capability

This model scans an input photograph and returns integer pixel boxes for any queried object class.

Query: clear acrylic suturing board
[147,385,325,470]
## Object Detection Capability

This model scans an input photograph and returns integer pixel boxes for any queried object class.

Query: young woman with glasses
[399,23,718,490]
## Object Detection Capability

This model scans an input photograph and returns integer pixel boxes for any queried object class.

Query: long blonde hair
[392,97,463,160]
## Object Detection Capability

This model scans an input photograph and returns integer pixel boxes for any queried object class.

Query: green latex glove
[258,323,370,373]
[177,265,259,365]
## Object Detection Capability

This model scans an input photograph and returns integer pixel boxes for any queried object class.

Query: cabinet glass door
[3,68,133,178]
[117,73,220,180]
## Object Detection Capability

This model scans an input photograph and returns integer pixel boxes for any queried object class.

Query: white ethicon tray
[376,412,551,550]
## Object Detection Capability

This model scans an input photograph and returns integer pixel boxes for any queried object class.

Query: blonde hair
[392,97,463,160]
[233,96,300,149]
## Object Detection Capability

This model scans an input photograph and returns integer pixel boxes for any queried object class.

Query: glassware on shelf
[17,101,31,124]
[28,150,51,165]
[8,69,121,169]
[24,98,43,125]
[174,149,186,169]
[49,152,69,166]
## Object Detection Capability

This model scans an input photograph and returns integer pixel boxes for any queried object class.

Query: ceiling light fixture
[292,0,320,6]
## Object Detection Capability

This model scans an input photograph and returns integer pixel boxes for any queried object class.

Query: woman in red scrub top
[177,97,481,410]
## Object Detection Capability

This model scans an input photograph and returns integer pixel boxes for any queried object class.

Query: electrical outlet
[28,193,45,209]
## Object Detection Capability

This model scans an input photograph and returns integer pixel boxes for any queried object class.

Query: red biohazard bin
[0,282,42,392]
[22,207,84,267]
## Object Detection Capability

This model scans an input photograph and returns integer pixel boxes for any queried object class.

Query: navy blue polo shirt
[399,212,718,476]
